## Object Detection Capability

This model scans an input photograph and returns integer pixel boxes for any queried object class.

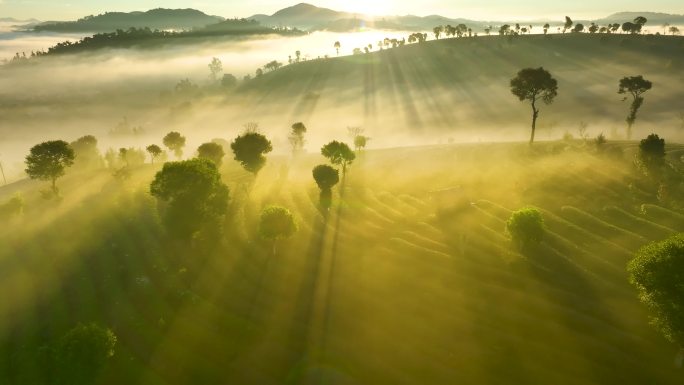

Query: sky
[0,0,683,21]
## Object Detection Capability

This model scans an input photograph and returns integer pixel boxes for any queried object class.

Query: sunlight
[335,0,394,16]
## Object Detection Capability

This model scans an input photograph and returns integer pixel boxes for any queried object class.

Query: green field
[2,139,683,384]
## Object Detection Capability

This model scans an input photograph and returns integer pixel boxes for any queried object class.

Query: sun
[339,0,394,16]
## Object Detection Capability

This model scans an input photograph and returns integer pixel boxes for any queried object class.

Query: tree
[510,67,558,144]
[288,122,307,155]
[25,140,75,195]
[636,133,666,177]
[572,23,585,33]
[221,73,238,88]
[197,142,226,167]
[163,131,186,159]
[118,147,145,167]
[231,132,273,174]
[312,164,339,209]
[321,141,356,174]
[264,60,283,72]
[506,207,545,251]
[618,75,652,140]
[563,16,573,33]
[588,23,599,33]
[150,158,229,240]
[259,206,298,256]
[256,68,263,78]
[55,324,117,385]
[628,234,684,347]
[146,144,162,164]
[70,135,102,170]
[669,26,681,36]
[622,21,641,34]
[334,41,341,56]
[208,57,223,82]
[433,25,444,39]
[354,135,369,152]
[633,16,648,29]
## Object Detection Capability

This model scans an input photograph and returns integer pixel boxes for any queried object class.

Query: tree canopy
[259,206,298,241]
[197,142,226,167]
[150,158,229,240]
[628,234,684,346]
[55,324,117,385]
[619,75,652,139]
[163,131,186,159]
[510,67,558,144]
[321,141,356,173]
[25,140,75,194]
[312,164,340,191]
[230,132,273,174]
[506,208,545,251]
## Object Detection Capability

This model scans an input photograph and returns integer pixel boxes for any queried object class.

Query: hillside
[597,12,684,25]
[238,34,684,140]
[1,139,683,384]
[33,8,224,33]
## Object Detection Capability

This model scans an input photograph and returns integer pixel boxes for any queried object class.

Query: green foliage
[118,147,146,167]
[259,206,298,241]
[0,194,24,218]
[628,234,684,346]
[197,142,226,167]
[506,207,545,250]
[146,144,163,164]
[221,73,238,88]
[230,132,273,174]
[288,122,307,155]
[312,164,340,191]
[70,135,103,170]
[163,131,186,159]
[25,140,75,194]
[354,135,369,151]
[321,141,356,172]
[150,158,229,240]
[636,134,667,180]
[55,323,117,385]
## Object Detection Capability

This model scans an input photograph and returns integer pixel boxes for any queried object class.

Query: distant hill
[0,18,40,23]
[34,8,224,32]
[249,3,355,30]
[596,12,684,25]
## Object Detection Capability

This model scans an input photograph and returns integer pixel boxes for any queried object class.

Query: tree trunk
[51,177,57,195]
[272,240,277,257]
[0,161,6,185]
[530,101,539,145]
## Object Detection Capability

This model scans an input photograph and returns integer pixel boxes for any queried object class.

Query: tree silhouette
[259,206,298,256]
[197,142,226,167]
[619,75,652,140]
[70,135,102,170]
[208,57,223,82]
[313,164,339,209]
[334,41,341,56]
[321,141,356,174]
[146,144,162,164]
[150,158,229,240]
[221,73,237,88]
[572,23,585,33]
[354,135,369,152]
[231,132,273,174]
[25,140,75,195]
[563,16,573,33]
[433,25,443,39]
[55,324,117,385]
[510,67,558,144]
[288,122,307,156]
[636,133,666,178]
[669,26,681,36]
[163,131,186,159]
[628,234,684,347]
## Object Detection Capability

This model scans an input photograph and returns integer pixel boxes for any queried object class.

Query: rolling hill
[33,8,225,33]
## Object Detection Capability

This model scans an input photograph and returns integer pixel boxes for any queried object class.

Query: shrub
[506,207,545,250]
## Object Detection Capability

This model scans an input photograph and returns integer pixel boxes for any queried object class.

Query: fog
[1,29,683,181]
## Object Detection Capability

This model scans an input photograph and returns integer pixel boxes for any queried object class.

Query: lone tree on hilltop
[197,142,226,167]
[55,324,117,385]
[259,206,298,256]
[321,141,356,175]
[563,16,573,33]
[312,164,340,209]
[163,131,186,159]
[150,158,229,240]
[510,67,558,144]
[146,144,162,164]
[25,140,75,195]
[231,131,273,175]
[619,75,652,140]
[334,41,341,55]
[288,122,307,156]
[506,207,545,251]
[628,235,684,351]
[354,135,369,152]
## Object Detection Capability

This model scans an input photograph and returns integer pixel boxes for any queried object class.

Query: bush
[506,207,545,250]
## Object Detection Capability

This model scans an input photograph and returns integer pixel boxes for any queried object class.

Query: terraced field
[1,140,683,384]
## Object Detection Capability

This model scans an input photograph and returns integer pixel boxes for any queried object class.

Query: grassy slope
[1,140,683,384]
[239,34,684,137]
